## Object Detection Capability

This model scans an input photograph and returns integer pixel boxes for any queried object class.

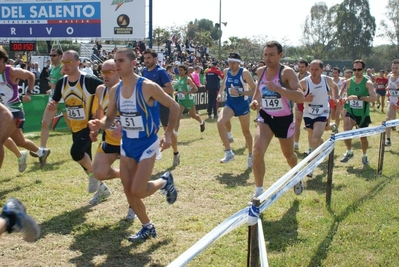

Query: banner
[0,0,145,39]
[23,94,68,133]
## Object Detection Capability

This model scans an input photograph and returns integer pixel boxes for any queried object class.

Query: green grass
[0,106,398,267]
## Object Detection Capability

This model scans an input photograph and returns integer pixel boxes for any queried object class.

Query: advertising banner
[0,0,145,39]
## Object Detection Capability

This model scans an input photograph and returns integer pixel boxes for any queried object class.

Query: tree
[302,2,337,59]
[378,0,399,57]
[334,0,376,60]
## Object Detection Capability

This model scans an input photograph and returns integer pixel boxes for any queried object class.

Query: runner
[301,60,338,177]
[340,60,377,164]
[384,59,399,146]
[216,52,256,167]
[88,47,179,241]
[250,41,305,197]
[47,50,104,194]
[174,64,205,133]
[0,47,50,169]
[375,69,388,113]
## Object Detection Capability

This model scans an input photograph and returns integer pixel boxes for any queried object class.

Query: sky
[151,0,389,46]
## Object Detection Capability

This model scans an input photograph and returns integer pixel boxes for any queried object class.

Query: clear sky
[151,0,389,46]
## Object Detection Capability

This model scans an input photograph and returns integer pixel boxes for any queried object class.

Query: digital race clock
[9,41,36,52]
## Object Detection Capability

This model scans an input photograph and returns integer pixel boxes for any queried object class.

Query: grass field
[0,106,398,267]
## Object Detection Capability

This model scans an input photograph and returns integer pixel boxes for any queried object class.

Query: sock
[143,222,153,228]
[173,151,179,155]
[17,154,24,161]
[255,187,263,197]
[227,132,232,138]
[387,138,391,141]
[161,178,167,189]
[363,154,367,157]
[36,148,44,157]
[294,142,299,146]
[348,149,353,154]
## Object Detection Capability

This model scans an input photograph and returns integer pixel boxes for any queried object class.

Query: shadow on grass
[307,175,393,267]
[262,200,300,252]
[346,165,378,181]
[305,163,347,193]
[215,168,252,187]
[24,129,70,141]
[68,219,171,267]
[25,159,70,173]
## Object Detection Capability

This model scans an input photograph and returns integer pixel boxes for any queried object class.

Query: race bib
[261,96,283,110]
[307,104,324,115]
[229,87,243,97]
[349,100,363,109]
[377,84,385,89]
[389,89,399,97]
[66,106,85,120]
[120,112,144,132]
[177,92,185,100]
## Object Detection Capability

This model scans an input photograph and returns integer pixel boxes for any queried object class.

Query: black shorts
[97,141,120,154]
[159,103,169,128]
[258,109,295,138]
[345,112,371,128]
[12,110,25,129]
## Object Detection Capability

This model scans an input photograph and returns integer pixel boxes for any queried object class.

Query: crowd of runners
[0,40,398,243]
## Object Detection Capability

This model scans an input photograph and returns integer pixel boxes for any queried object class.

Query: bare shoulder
[256,66,265,76]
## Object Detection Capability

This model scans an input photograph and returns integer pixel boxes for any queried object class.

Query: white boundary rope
[168,119,399,267]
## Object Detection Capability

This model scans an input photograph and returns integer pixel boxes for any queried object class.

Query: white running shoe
[247,154,253,168]
[18,151,28,172]
[88,173,100,193]
[125,206,137,221]
[220,150,235,163]
[89,183,111,205]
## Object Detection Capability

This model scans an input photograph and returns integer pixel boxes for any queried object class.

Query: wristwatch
[357,95,361,100]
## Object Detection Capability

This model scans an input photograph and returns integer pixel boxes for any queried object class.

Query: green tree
[334,0,376,60]
[302,2,337,59]
[378,0,399,57]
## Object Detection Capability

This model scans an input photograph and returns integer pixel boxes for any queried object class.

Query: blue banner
[0,2,101,38]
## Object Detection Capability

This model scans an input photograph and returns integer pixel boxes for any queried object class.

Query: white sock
[36,148,44,157]
[255,187,263,197]
[227,132,232,138]
[143,222,153,228]
[294,142,299,146]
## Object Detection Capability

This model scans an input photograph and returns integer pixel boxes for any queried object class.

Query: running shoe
[125,206,137,221]
[362,156,369,165]
[88,173,100,193]
[39,148,51,168]
[303,149,311,156]
[89,183,111,205]
[340,151,354,163]
[220,150,235,163]
[200,120,205,132]
[1,198,40,242]
[294,143,299,152]
[161,172,178,204]
[293,181,304,195]
[128,224,157,242]
[29,151,38,158]
[18,151,28,172]
[331,123,338,134]
[385,139,391,147]
[306,172,313,178]
[172,152,180,166]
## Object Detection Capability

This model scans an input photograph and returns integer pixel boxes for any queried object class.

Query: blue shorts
[225,99,250,117]
[12,110,25,129]
[376,89,386,97]
[304,116,328,129]
[121,134,158,162]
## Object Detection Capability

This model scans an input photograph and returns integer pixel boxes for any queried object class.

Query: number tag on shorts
[261,96,283,110]
[349,100,363,109]
[66,106,86,120]
[307,104,324,115]
[389,89,399,97]
[120,112,143,132]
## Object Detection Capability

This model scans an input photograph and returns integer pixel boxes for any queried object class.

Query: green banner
[23,95,68,133]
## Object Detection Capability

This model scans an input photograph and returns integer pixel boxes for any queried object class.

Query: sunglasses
[61,60,73,64]
[352,68,363,72]
[49,54,59,57]
[100,70,115,75]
